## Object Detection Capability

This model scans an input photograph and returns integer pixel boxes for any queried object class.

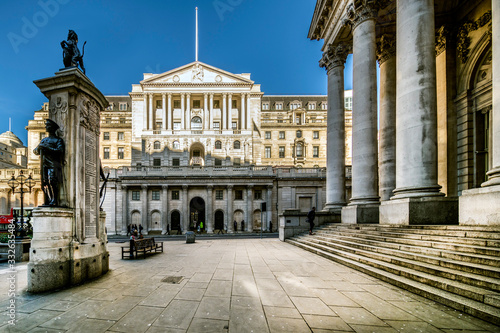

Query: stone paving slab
[0,239,499,332]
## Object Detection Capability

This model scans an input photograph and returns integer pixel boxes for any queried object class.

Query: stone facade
[0,130,27,169]
[309,0,497,225]
[1,61,354,234]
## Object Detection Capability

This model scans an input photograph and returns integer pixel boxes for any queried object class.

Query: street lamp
[8,170,36,238]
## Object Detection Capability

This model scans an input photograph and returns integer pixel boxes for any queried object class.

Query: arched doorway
[131,211,141,226]
[150,211,161,233]
[214,210,224,231]
[189,197,205,231]
[253,209,262,231]
[171,211,181,232]
[190,142,205,166]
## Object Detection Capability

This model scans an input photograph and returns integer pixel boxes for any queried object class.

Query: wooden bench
[121,237,163,259]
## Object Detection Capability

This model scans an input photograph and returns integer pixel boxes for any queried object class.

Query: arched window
[296,142,303,157]
[154,141,161,150]
[233,140,240,149]
[215,140,222,149]
[296,130,302,138]
[191,116,202,130]
[173,141,180,150]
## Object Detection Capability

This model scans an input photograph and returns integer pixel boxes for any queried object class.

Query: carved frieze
[79,93,100,136]
[192,63,204,82]
[377,34,396,64]
[457,11,492,64]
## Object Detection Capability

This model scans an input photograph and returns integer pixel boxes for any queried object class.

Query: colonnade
[142,92,252,131]
[118,183,272,234]
[320,0,490,224]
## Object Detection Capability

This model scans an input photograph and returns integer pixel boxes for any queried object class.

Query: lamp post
[8,171,35,238]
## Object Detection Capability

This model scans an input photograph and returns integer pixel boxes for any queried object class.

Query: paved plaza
[0,238,499,333]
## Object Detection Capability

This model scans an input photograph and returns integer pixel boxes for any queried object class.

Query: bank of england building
[7,61,353,234]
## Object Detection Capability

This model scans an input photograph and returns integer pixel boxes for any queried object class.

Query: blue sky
[0,0,353,144]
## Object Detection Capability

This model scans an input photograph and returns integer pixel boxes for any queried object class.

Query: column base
[341,204,379,224]
[459,185,500,225]
[482,167,500,187]
[27,207,109,293]
[322,202,346,214]
[380,197,458,225]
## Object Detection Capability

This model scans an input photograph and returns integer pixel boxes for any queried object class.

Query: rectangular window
[118,132,124,140]
[103,132,110,140]
[193,100,201,108]
[132,190,140,201]
[232,100,237,108]
[119,103,127,110]
[156,100,162,109]
[265,146,271,158]
[275,103,283,110]
[213,100,220,108]
[235,190,243,200]
[152,190,160,200]
[322,103,327,110]
[172,190,179,200]
[313,146,319,158]
[105,117,111,124]
[103,147,110,159]
[156,122,162,129]
[232,122,237,129]
[213,122,220,129]
[279,146,285,158]
[173,100,181,108]
[172,158,180,167]
[153,158,161,166]
[119,118,126,124]
[173,122,181,130]
[215,158,222,166]
[118,147,124,159]
[215,190,224,200]
[254,190,262,200]
[313,131,319,139]
[262,103,269,110]
[265,131,271,139]
[233,158,240,166]
[308,103,316,110]
[279,131,285,139]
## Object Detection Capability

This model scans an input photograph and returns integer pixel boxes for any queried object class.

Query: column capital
[207,184,213,190]
[247,184,253,189]
[186,92,191,96]
[227,185,233,190]
[168,92,173,97]
[182,185,188,190]
[377,34,396,65]
[162,185,168,190]
[222,93,227,97]
[121,184,127,190]
[435,25,452,57]
[141,185,148,190]
[161,92,167,97]
[209,92,214,97]
[267,185,273,190]
[204,92,208,97]
[319,43,350,72]
[148,93,153,97]
[344,1,377,29]
[180,92,186,97]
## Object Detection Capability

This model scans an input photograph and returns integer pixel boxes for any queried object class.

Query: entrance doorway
[214,210,224,231]
[171,211,181,232]
[189,197,205,231]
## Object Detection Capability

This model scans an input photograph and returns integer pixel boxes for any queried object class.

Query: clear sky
[0,0,353,145]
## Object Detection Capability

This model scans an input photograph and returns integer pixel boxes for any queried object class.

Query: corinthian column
[377,34,397,201]
[143,94,148,130]
[162,93,167,130]
[342,1,379,223]
[228,94,233,130]
[222,93,227,130]
[167,93,172,130]
[319,43,349,214]
[209,93,214,130]
[141,185,148,234]
[206,185,213,233]
[148,94,153,130]
[246,94,251,130]
[180,93,185,130]
[186,93,191,130]
[204,93,208,129]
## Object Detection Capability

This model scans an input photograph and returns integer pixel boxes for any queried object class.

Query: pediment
[141,61,253,85]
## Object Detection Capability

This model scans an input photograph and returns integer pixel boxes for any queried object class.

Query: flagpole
[195,7,198,62]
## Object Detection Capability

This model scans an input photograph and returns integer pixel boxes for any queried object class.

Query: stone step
[300,235,500,291]
[286,239,500,325]
[313,232,500,268]
[320,228,500,250]
[332,224,500,236]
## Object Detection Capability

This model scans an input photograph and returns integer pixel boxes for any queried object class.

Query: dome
[0,131,25,148]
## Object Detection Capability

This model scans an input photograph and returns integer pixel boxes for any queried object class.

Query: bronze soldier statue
[34,119,65,207]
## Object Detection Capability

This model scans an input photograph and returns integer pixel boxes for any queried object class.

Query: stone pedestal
[28,68,109,293]
[186,231,195,243]
[14,239,31,262]
[341,204,379,224]
[459,185,500,225]
[380,197,458,225]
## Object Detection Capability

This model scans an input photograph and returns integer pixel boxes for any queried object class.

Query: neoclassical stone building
[309,0,498,225]
[2,61,354,234]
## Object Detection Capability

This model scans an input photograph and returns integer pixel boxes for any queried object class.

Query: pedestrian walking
[166,223,170,235]
[241,220,244,232]
[234,220,237,233]
[126,224,131,236]
[307,207,316,235]
[269,221,273,232]
[139,224,143,235]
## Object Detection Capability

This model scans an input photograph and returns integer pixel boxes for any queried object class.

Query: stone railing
[0,168,41,180]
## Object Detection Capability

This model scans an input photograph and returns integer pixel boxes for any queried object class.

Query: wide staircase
[286,224,500,325]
